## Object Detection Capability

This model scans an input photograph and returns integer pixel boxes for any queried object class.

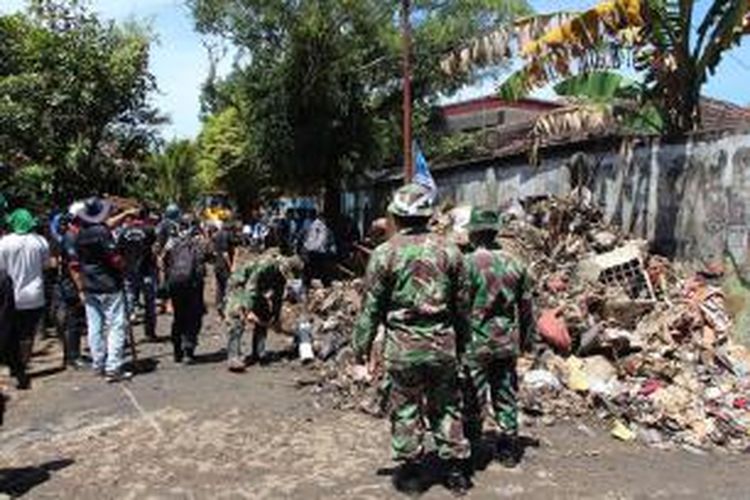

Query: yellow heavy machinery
[195,191,235,223]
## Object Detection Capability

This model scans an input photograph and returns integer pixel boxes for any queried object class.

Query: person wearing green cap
[461,207,537,468]
[0,208,51,389]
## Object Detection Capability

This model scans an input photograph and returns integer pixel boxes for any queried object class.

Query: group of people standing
[0,184,538,497]
[0,196,221,388]
[353,183,537,496]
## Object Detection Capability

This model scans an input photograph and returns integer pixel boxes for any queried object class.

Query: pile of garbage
[502,195,750,452]
[282,279,363,361]
[282,278,376,409]
[290,193,750,451]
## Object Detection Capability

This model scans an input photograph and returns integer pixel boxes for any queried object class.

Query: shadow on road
[374,432,542,495]
[470,432,541,472]
[0,458,74,497]
[125,357,160,375]
[29,365,67,380]
[193,349,227,365]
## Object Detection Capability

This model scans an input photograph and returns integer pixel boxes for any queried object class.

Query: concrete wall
[425,129,750,268]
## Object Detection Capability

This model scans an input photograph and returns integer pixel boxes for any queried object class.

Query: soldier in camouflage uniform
[353,183,472,496]
[225,254,298,372]
[461,207,536,467]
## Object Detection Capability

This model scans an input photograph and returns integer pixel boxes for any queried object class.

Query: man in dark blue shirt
[72,198,131,383]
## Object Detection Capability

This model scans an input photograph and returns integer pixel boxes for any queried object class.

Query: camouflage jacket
[353,227,469,369]
[226,256,285,320]
[463,245,536,360]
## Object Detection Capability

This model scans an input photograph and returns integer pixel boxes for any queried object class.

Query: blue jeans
[84,292,127,374]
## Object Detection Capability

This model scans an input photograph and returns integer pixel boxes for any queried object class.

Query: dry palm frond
[532,104,614,140]
[440,13,574,76]
[528,104,615,166]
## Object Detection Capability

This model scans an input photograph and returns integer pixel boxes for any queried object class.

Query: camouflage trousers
[388,363,470,462]
[226,316,268,362]
[462,357,518,442]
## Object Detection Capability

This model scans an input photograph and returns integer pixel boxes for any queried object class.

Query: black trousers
[4,308,44,383]
[171,286,205,357]
[215,270,229,315]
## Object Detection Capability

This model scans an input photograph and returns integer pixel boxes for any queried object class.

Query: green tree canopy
[144,139,198,209]
[195,106,269,217]
[0,0,162,208]
[190,0,531,214]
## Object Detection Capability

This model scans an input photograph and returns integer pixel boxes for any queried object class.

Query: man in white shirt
[0,208,50,388]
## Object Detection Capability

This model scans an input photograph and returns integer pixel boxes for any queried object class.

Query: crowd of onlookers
[0,195,364,423]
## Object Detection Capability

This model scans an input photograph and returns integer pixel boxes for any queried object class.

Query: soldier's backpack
[167,237,200,290]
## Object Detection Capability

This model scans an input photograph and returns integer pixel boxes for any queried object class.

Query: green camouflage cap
[466,206,500,233]
[387,183,434,218]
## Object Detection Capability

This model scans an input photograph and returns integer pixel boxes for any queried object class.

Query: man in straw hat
[71,197,131,383]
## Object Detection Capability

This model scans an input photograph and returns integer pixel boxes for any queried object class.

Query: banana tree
[443,0,750,134]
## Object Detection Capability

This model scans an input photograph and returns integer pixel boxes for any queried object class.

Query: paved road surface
[1,306,749,499]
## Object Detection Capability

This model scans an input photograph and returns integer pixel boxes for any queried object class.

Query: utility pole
[401,0,413,183]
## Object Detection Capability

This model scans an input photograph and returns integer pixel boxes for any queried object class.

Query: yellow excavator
[195,191,235,223]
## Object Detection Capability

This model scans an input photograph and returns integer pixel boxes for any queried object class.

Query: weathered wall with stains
[426,129,750,268]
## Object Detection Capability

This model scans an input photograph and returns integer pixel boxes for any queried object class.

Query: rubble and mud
[288,193,750,453]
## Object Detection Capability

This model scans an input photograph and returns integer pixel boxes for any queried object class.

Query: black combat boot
[392,460,425,495]
[496,433,521,468]
[443,459,472,497]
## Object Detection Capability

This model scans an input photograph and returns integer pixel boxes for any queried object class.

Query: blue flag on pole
[413,141,436,196]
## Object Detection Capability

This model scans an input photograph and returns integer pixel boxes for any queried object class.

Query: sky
[2,0,749,139]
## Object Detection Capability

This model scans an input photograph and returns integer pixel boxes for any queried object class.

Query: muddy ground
[1,286,750,499]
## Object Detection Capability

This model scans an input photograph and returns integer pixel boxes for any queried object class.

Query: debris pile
[291,194,750,451]
[502,195,750,452]
[282,277,380,410]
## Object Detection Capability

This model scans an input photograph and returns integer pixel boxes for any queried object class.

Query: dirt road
[1,306,749,499]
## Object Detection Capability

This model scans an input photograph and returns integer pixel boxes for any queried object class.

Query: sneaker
[105,371,133,383]
[392,461,425,495]
[67,359,89,371]
[227,358,246,373]
[443,461,472,497]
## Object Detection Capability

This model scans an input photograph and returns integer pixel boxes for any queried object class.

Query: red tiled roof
[441,96,561,117]
[699,97,750,131]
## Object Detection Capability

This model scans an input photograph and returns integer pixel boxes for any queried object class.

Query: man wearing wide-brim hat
[461,207,537,468]
[0,208,50,389]
[70,197,131,382]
